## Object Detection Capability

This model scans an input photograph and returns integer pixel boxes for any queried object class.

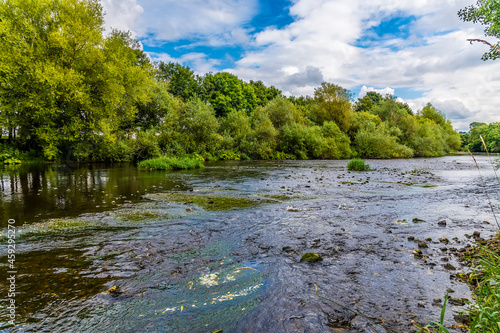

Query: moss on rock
[300,252,323,263]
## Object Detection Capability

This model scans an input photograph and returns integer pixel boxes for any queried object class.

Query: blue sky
[102,0,500,131]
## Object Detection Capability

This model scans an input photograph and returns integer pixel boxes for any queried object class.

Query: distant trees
[0,0,463,162]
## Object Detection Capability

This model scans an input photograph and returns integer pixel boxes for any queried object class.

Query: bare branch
[467,39,500,51]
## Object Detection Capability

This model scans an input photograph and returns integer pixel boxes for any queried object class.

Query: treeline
[0,0,461,163]
[462,122,500,153]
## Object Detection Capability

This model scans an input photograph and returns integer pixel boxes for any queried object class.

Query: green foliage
[355,122,414,158]
[467,122,500,152]
[312,82,354,132]
[249,80,282,106]
[137,155,204,171]
[459,0,500,60]
[466,247,500,332]
[176,98,220,154]
[414,293,451,333]
[0,0,156,160]
[347,158,370,171]
[199,72,257,117]
[0,0,463,165]
[261,97,301,129]
[157,62,200,101]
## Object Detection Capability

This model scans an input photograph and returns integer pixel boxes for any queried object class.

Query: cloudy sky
[101,0,500,132]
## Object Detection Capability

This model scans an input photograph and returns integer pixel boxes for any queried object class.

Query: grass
[346,158,370,171]
[466,246,500,332]
[137,155,204,171]
[464,139,500,331]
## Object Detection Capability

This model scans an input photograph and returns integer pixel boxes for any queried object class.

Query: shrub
[347,158,370,171]
[355,122,413,158]
[137,156,204,171]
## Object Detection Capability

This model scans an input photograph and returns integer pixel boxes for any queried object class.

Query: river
[0,155,498,332]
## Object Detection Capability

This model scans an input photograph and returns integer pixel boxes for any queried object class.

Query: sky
[101,0,500,132]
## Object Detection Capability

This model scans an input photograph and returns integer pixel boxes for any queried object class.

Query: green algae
[146,192,269,211]
[0,218,108,243]
[113,209,169,222]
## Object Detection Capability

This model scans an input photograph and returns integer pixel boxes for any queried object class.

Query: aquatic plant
[346,158,370,171]
[137,155,204,171]
[414,293,450,333]
[0,219,104,243]
[146,192,267,211]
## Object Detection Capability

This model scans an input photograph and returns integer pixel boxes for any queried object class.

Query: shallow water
[1,155,499,332]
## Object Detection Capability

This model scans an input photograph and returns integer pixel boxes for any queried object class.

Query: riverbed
[0,155,498,332]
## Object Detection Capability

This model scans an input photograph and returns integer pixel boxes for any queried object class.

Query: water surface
[0,155,498,332]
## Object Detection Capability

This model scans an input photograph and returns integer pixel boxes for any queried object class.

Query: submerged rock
[300,252,323,263]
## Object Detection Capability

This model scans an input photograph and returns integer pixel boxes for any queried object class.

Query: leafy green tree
[0,0,155,160]
[459,0,500,60]
[321,121,352,158]
[312,82,354,132]
[249,80,282,107]
[468,122,500,152]
[355,122,413,159]
[470,121,487,129]
[134,83,181,130]
[199,72,257,117]
[157,62,200,101]
[261,97,303,129]
[177,98,220,153]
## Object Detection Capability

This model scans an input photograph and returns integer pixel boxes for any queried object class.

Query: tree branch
[467,39,500,51]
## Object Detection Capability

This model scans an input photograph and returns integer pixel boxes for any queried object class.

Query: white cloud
[102,0,500,132]
[229,0,500,131]
[102,0,258,46]
[101,0,144,34]
[149,52,220,75]
[358,86,395,99]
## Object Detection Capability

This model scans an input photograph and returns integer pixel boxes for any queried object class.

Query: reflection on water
[0,163,191,227]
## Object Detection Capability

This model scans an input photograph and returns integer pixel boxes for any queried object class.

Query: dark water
[0,155,499,332]
[0,163,192,227]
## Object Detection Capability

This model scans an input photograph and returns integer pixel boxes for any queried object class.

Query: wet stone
[438,220,447,226]
[443,263,456,270]
[417,241,428,248]
[449,297,465,306]
[439,238,449,244]
[300,252,323,263]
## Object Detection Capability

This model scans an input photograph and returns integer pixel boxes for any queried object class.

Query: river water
[0,155,498,332]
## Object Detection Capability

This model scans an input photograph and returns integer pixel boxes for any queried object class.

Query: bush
[355,122,413,158]
[137,155,204,171]
[347,158,370,171]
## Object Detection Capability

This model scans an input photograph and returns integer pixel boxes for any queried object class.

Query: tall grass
[137,155,204,171]
[347,158,370,171]
[467,247,500,332]
[465,139,500,331]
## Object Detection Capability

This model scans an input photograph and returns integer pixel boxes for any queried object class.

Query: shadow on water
[0,155,499,332]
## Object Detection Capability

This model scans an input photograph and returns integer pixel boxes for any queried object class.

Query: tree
[0,0,155,160]
[312,82,354,132]
[199,72,257,117]
[249,80,282,107]
[157,62,199,101]
[459,0,500,60]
